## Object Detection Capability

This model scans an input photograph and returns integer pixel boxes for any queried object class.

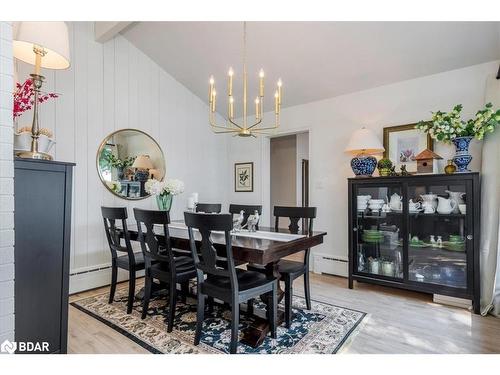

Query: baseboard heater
[70,265,111,277]
[313,254,348,277]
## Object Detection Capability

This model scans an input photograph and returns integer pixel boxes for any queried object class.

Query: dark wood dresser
[14,159,75,353]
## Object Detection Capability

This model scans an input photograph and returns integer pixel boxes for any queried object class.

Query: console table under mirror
[348,173,480,314]
[96,128,166,200]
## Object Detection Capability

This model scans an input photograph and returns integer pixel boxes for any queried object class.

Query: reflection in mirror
[97,129,165,200]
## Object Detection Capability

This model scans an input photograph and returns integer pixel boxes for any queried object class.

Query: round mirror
[96,129,165,200]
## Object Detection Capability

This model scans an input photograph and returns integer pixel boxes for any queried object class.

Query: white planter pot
[14,132,55,154]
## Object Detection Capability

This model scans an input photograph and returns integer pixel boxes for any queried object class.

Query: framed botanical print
[383,123,433,173]
[234,162,254,192]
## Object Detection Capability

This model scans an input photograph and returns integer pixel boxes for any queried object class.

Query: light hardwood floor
[68,273,500,354]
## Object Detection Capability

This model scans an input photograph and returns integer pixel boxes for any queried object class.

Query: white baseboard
[433,294,471,310]
[70,254,348,294]
[69,266,144,294]
[313,253,348,277]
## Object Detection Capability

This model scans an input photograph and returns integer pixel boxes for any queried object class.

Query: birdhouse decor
[415,149,442,174]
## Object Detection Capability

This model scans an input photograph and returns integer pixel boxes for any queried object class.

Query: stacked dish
[443,235,465,251]
[357,195,371,211]
[362,229,384,243]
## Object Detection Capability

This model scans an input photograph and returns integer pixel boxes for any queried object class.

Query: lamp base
[351,155,377,177]
[15,150,53,161]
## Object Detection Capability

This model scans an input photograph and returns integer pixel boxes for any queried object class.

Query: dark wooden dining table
[125,220,327,348]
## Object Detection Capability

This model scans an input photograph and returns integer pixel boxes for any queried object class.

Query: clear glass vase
[156,193,173,211]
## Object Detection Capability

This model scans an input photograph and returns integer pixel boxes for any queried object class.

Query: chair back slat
[196,203,222,213]
[229,204,262,228]
[101,207,134,260]
[273,206,317,267]
[133,208,173,265]
[273,206,316,234]
[184,212,238,288]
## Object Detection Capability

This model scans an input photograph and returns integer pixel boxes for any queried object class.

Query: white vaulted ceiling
[121,22,500,115]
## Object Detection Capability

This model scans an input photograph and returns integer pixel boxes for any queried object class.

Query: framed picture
[234,162,254,192]
[383,123,433,173]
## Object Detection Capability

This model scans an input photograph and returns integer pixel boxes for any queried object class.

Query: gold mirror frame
[96,128,166,200]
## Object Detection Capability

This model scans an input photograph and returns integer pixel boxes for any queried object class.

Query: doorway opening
[270,132,309,228]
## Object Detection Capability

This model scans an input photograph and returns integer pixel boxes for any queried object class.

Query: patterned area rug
[71,283,366,354]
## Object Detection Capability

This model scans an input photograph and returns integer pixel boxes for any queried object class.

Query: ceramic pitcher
[420,193,438,209]
[445,190,465,214]
[436,196,457,214]
[389,193,402,211]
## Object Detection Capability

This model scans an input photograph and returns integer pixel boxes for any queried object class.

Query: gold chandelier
[208,22,282,137]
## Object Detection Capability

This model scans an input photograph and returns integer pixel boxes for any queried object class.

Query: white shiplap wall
[0,21,14,343]
[16,22,229,292]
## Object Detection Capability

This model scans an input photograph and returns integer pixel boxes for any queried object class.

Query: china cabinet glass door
[354,184,404,280]
[406,180,470,289]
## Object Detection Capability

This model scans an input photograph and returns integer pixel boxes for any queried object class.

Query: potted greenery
[103,153,136,180]
[377,158,393,176]
[416,103,500,172]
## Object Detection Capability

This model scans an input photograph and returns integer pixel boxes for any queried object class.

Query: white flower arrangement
[145,178,185,196]
[416,103,500,143]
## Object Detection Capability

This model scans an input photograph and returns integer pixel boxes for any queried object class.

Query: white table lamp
[13,22,70,160]
[132,155,154,181]
[345,127,385,177]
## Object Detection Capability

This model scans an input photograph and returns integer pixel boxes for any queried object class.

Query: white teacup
[458,204,466,215]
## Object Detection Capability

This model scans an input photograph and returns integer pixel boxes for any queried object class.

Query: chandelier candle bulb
[255,97,260,119]
[229,96,234,118]
[259,69,265,97]
[228,67,234,96]
[211,90,216,112]
[274,90,279,114]
[209,76,214,102]
[277,79,282,105]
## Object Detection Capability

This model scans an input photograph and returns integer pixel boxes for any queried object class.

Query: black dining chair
[184,212,278,354]
[196,203,222,213]
[274,206,317,327]
[248,206,317,327]
[229,204,262,229]
[101,206,145,314]
[133,208,197,332]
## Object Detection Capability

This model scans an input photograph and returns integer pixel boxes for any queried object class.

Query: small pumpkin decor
[377,158,393,176]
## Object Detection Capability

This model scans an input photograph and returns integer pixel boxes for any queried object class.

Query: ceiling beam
[94,22,133,43]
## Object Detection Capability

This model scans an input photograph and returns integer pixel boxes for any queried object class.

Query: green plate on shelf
[409,241,429,248]
[363,229,381,234]
[442,241,465,252]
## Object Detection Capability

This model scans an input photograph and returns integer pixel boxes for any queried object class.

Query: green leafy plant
[104,153,136,169]
[377,158,393,176]
[416,103,500,143]
[377,158,393,170]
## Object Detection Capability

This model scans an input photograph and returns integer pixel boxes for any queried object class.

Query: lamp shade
[345,127,384,155]
[13,22,70,69]
[132,155,154,170]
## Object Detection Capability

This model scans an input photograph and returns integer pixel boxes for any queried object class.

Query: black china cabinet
[348,173,480,314]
